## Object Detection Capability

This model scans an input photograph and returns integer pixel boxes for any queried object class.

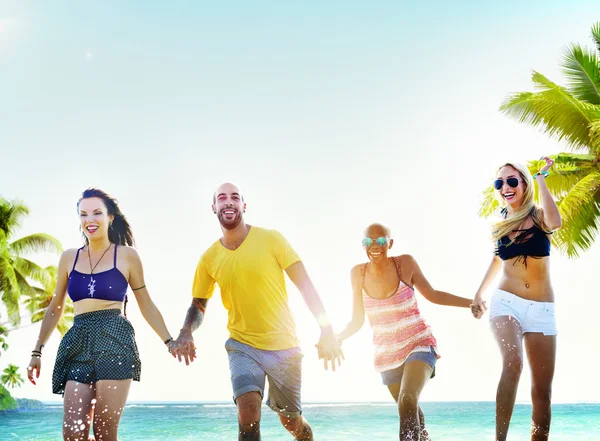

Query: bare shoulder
[350,264,365,286]
[350,263,364,277]
[397,254,417,268]
[118,245,140,259]
[61,247,80,263]
[116,245,143,269]
[62,247,80,257]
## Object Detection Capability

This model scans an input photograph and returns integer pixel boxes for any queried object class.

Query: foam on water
[1,402,598,441]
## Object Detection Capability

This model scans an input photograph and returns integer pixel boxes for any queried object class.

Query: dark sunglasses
[362,237,388,247]
[493,177,520,190]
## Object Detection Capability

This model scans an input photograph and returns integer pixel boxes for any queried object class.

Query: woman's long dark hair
[78,188,135,315]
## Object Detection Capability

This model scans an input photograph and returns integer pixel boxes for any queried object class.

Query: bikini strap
[113,244,118,268]
[360,263,367,289]
[71,247,83,272]
[392,256,412,289]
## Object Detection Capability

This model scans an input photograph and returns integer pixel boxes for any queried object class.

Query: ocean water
[1,402,598,440]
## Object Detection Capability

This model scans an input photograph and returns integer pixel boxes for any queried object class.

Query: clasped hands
[168,329,197,366]
[314,327,345,371]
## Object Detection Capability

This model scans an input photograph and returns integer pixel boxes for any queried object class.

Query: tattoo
[294,423,313,441]
[182,298,208,333]
[239,423,261,441]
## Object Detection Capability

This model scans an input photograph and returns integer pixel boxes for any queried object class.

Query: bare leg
[491,316,524,441]
[92,379,132,441]
[63,381,96,441]
[237,392,262,441]
[524,333,556,441]
[279,415,313,440]
[388,383,430,440]
[398,360,433,441]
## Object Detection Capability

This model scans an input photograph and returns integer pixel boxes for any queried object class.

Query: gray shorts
[225,338,303,418]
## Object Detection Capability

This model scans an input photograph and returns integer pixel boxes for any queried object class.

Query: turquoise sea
[1,402,598,440]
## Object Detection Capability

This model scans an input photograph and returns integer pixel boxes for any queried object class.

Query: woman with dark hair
[27,188,174,441]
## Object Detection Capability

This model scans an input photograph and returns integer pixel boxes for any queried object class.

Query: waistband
[73,308,123,324]
[493,289,555,306]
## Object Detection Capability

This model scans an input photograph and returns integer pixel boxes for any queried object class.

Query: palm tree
[1,364,24,389]
[0,197,63,326]
[23,265,74,336]
[480,23,600,258]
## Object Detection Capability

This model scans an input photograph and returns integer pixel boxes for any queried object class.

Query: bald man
[172,182,342,441]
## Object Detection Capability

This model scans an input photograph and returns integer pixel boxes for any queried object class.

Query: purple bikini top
[67,245,128,302]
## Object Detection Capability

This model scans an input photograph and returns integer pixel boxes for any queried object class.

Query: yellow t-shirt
[192,226,301,350]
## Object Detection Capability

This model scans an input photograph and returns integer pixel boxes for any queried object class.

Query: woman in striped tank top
[337,223,477,440]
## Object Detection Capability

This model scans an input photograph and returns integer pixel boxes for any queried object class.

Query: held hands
[314,326,344,371]
[470,296,487,319]
[170,329,197,366]
[27,357,41,385]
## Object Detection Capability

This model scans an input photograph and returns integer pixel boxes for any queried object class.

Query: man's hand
[171,329,197,366]
[315,326,344,371]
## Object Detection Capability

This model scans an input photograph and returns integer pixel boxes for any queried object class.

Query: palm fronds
[561,43,600,104]
[553,172,600,257]
[500,72,600,154]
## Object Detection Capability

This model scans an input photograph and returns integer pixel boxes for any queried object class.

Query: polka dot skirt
[52,309,141,395]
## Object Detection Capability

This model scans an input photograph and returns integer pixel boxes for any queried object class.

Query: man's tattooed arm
[172,298,209,365]
[181,298,208,333]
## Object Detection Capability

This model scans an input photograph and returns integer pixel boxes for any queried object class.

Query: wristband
[164,338,174,345]
[532,171,549,179]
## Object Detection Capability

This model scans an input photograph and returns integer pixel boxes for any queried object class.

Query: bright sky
[1,1,599,404]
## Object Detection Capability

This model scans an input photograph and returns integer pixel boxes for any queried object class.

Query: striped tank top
[361,256,440,373]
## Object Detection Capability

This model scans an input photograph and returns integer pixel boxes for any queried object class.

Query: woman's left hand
[540,156,555,173]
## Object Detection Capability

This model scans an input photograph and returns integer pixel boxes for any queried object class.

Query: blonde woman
[471,157,561,441]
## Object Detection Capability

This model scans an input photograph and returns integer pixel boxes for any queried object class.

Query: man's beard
[218,210,243,230]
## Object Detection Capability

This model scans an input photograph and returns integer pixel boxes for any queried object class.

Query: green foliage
[482,23,600,258]
[1,364,24,389]
[0,325,8,356]
[0,383,17,411]
[25,266,74,336]
[0,197,63,327]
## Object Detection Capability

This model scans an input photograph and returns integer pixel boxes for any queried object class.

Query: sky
[1,1,599,404]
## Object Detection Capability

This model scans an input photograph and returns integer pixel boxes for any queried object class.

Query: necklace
[87,243,112,274]
[86,244,112,298]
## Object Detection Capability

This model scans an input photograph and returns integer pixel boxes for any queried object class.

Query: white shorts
[489,289,557,336]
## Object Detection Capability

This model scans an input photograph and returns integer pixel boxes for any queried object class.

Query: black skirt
[52,309,141,395]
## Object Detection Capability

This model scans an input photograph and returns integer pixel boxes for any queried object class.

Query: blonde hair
[491,162,549,242]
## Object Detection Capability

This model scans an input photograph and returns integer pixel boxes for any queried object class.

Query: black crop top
[495,224,551,267]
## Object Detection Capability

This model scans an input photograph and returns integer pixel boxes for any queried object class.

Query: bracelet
[164,338,174,345]
[532,171,549,179]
